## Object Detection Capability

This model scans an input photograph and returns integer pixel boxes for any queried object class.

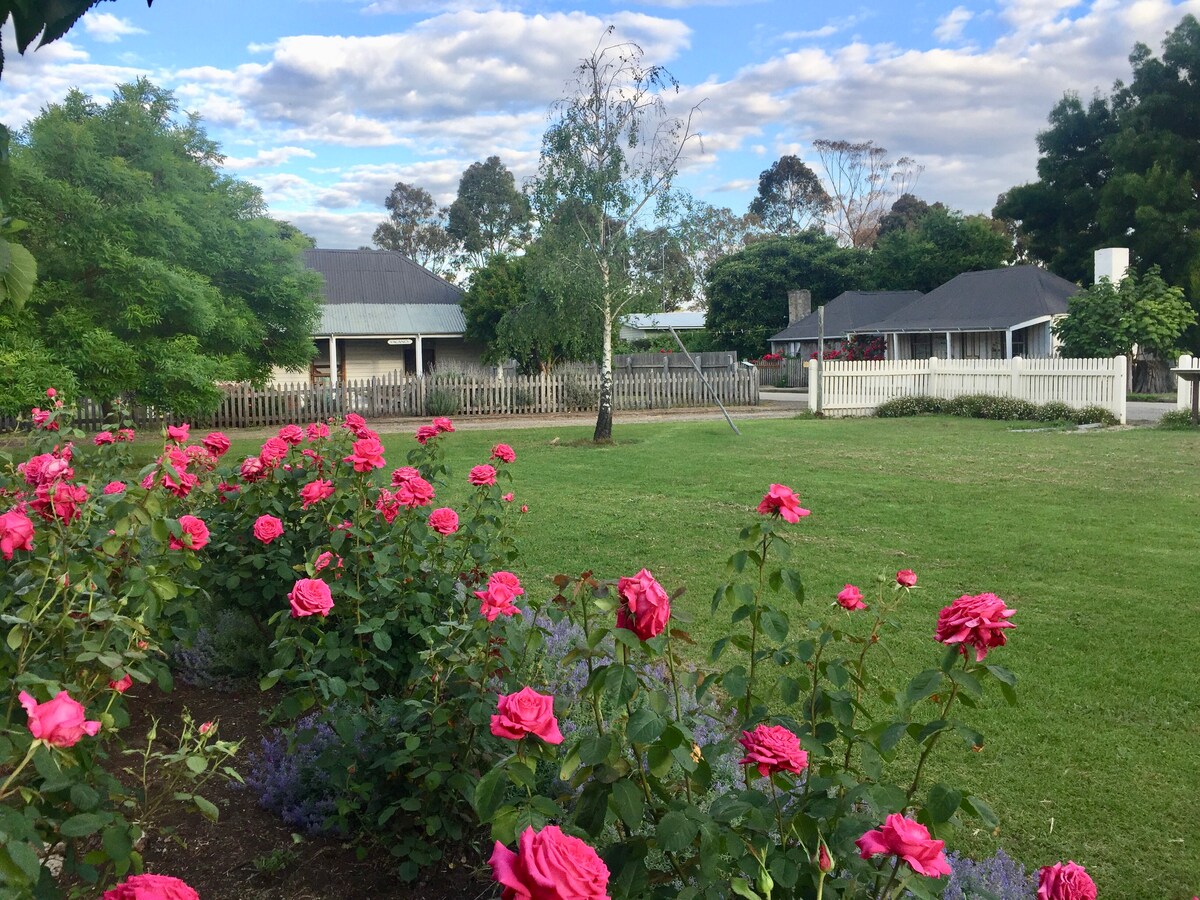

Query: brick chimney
[787,289,811,325]
[1094,247,1129,286]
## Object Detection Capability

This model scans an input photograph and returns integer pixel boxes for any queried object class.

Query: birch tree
[529,30,700,442]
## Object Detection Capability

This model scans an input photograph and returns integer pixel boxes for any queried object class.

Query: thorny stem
[904,655,967,808]
[842,586,887,777]
[744,532,771,721]
[578,578,604,736]
[663,627,693,804]
[0,741,40,801]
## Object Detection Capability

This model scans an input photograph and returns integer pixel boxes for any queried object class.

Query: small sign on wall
[387,338,414,345]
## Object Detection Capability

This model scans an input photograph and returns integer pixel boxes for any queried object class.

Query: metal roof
[317,303,466,336]
[303,248,463,306]
[852,266,1078,334]
[769,291,924,343]
[622,311,707,330]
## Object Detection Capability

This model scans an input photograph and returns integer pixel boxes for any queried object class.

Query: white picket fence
[811,356,1128,423]
[1177,354,1200,412]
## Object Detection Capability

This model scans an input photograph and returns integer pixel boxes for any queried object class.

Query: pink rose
[488,571,524,597]
[31,407,58,430]
[836,584,866,611]
[489,825,609,900]
[198,721,213,735]
[94,431,116,446]
[935,592,1016,662]
[289,578,334,617]
[520,505,528,513]
[896,569,917,587]
[20,452,73,486]
[343,413,370,437]
[45,387,56,399]
[415,424,439,444]
[300,479,335,508]
[109,674,133,693]
[397,476,434,508]
[428,507,459,535]
[314,551,343,573]
[0,509,35,560]
[307,421,331,441]
[616,568,670,641]
[253,515,285,545]
[102,873,199,900]
[240,456,267,481]
[19,690,101,748]
[391,466,419,485]
[344,436,386,473]
[816,841,834,874]
[278,424,305,445]
[1037,861,1097,900]
[103,481,127,495]
[117,428,136,442]
[166,423,189,444]
[31,481,88,523]
[855,814,952,878]
[476,584,520,622]
[757,483,810,524]
[491,687,563,744]
[169,515,209,551]
[491,443,516,463]
[432,416,455,433]
[202,431,231,457]
[469,464,498,487]
[503,492,515,503]
[376,489,402,524]
[738,723,808,777]
[260,436,290,466]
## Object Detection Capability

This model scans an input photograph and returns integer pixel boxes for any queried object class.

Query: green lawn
[234,416,1199,897]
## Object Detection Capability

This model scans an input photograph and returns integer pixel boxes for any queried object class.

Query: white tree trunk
[594,302,614,442]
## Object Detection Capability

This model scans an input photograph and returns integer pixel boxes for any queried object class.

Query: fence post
[1010,355,1023,399]
[1178,354,1194,410]
[1114,355,1127,424]
[928,356,940,398]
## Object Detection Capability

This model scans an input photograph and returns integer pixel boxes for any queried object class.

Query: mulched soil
[125,683,497,900]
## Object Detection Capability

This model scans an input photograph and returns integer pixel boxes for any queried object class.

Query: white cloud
[82,12,148,43]
[223,146,317,171]
[934,6,975,43]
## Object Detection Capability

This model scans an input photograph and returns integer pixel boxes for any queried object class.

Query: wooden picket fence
[206,367,759,429]
[753,358,808,388]
[812,356,1127,423]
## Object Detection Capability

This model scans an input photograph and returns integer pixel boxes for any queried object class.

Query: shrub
[1158,409,1198,428]
[424,387,462,416]
[876,394,1118,425]
[559,377,595,410]
[875,395,945,417]
[942,848,1035,900]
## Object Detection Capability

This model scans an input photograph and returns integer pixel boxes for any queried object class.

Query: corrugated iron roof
[622,311,707,330]
[303,248,462,306]
[317,303,466,336]
[770,291,923,342]
[852,266,1077,334]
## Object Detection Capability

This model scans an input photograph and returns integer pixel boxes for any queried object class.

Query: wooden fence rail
[812,356,1127,423]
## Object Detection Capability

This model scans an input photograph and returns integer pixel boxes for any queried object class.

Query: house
[619,311,707,343]
[849,265,1079,360]
[768,290,924,358]
[272,249,484,386]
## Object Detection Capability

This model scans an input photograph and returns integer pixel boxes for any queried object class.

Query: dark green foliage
[8,80,322,414]
[462,253,527,361]
[747,155,830,235]
[869,206,1012,292]
[446,156,531,269]
[423,387,462,417]
[1159,409,1200,428]
[995,15,1200,345]
[705,232,864,357]
[875,394,1118,425]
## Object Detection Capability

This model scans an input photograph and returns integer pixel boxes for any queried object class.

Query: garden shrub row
[0,389,1104,899]
[875,394,1118,425]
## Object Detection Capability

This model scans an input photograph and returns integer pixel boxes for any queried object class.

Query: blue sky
[2,0,1198,248]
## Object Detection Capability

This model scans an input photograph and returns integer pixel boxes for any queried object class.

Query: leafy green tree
[372,181,459,279]
[528,31,698,441]
[747,154,830,235]
[446,156,531,270]
[8,80,322,417]
[996,15,1200,345]
[461,253,527,362]
[869,205,1012,292]
[1053,265,1196,391]
[705,232,865,357]
[877,193,939,238]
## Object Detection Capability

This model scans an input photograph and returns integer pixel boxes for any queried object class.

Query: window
[910,333,933,358]
[1010,328,1027,358]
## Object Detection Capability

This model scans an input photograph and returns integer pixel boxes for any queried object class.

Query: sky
[2,0,1199,249]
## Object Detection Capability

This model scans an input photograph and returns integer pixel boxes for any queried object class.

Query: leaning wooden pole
[668,327,741,436]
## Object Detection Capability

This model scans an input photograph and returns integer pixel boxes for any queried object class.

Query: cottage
[850,265,1079,360]
[271,249,484,386]
[768,290,924,359]
[619,311,707,343]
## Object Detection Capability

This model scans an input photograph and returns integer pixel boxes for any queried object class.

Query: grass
[236,416,1195,896]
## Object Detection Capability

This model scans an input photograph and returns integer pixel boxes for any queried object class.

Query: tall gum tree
[528,30,700,442]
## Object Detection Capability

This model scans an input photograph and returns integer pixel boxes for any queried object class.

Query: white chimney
[1094,247,1130,286]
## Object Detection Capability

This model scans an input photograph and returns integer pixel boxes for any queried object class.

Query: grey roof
[303,248,463,306]
[317,303,466,336]
[769,291,924,343]
[303,248,466,336]
[853,266,1078,334]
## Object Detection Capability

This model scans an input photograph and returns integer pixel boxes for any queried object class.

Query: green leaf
[962,795,999,828]
[474,767,507,821]
[656,810,698,853]
[60,813,108,838]
[985,664,1017,686]
[604,664,638,705]
[610,779,644,829]
[0,239,37,310]
[573,780,611,837]
[3,841,41,884]
[903,669,943,708]
[372,631,393,652]
[193,795,219,822]
[730,877,763,900]
[185,755,207,775]
[759,607,789,643]
[101,825,134,866]
[778,674,801,705]
[914,720,950,745]
[627,708,665,744]
[925,784,962,823]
